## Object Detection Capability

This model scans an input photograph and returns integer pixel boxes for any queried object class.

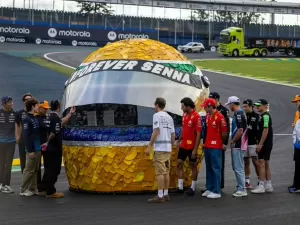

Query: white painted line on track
[44,52,76,70]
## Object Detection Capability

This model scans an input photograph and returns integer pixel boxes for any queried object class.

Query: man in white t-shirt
[145,97,175,203]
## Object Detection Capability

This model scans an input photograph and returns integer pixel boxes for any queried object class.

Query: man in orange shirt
[292,95,300,127]
[173,97,202,196]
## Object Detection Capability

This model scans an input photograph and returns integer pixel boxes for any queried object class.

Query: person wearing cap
[0,96,18,194]
[242,99,260,189]
[201,98,227,199]
[35,101,51,194]
[208,92,230,190]
[251,99,274,194]
[226,96,247,197]
[291,95,300,127]
[172,97,202,196]
[15,93,32,174]
[40,100,75,198]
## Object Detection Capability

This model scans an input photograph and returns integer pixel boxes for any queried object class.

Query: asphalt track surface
[0,43,300,225]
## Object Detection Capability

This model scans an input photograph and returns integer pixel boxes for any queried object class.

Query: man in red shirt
[173,97,202,196]
[201,98,227,199]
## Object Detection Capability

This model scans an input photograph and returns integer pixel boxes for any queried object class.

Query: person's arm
[61,107,76,126]
[231,113,244,144]
[22,118,34,153]
[192,115,202,155]
[171,119,175,146]
[293,111,300,127]
[148,128,160,147]
[257,114,270,148]
[220,116,228,143]
[15,111,22,141]
[224,108,230,145]
[145,114,160,155]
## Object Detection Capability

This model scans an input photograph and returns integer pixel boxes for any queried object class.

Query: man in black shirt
[35,101,51,187]
[242,99,259,189]
[0,96,18,194]
[209,92,230,189]
[251,99,273,194]
[15,93,32,173]
[39,100,75,198]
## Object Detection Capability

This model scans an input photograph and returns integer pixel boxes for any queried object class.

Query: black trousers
[38,150,62,195]
[19,141,42,185]
[293,148,300,189]
[221,150,225,189]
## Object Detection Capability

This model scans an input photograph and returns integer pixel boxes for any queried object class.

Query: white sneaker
[207,192,221,199]
[265,185,273,193]
[232,190,248,197]
[0,184,2,191]
[1,185,14,194]
[20,190,34,197]
[202,190,211,197]
[251,185,265,194]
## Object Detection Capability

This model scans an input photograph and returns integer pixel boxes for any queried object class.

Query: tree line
[77,2,262,24]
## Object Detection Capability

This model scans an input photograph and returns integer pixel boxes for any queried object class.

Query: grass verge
[193,60,300,85]
[25,57,75,77]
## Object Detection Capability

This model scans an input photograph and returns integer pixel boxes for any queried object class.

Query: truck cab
[218,27,268,57]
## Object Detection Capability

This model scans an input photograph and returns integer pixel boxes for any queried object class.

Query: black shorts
[178,147,197,163]
[258,145,272,161]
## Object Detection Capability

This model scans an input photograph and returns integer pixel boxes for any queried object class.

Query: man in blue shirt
[226,96,247,197]
[0,96,18,194]
[20,98,41,197]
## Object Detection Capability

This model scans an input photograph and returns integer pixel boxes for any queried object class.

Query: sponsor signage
[0,24,157,46]
[0,36,27,43]
[66,60,202,88]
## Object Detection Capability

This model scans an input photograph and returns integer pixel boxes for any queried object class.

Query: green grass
[193,60,300,85]
[25,57,75,77]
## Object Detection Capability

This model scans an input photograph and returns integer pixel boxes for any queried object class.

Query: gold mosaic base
[63,145,204,193]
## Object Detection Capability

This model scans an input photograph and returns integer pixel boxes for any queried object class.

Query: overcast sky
[1,0,299,25]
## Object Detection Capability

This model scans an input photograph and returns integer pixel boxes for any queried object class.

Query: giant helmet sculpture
[61,39,210,193]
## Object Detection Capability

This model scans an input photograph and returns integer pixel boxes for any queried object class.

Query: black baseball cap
[209,92,220,99]
[254,99,269,106]
[1,96,12,105]
[243,99,253,106]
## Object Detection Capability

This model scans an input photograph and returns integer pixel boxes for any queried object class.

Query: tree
[192,10,209,21]
[78,2,113,15]
[213,11,261,24]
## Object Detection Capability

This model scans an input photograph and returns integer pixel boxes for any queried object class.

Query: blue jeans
[204,148,222,194]
[231,149,245,192]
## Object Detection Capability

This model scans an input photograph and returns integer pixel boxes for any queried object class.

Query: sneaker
[170,188,184,194]
[288,185,295,190]
[148,195,165,203]
[265,185,273,193]
[185,188,195,196]
[245,183,252,189]
[207,192,221,199]
[2,185,14,194]
[20,190,35,197]
[200,189,207,194]
[232,191,248,197]
[164,195,170,201]
[46,192,64,198]
[289,188,300,193]
[202,190,211,197]
[251,185,265,194]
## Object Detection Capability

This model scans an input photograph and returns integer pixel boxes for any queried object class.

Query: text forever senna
[65,60,203,88]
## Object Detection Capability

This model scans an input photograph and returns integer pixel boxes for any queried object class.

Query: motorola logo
[36,38,42,44]
[107,31,117,41]
[72,40,78,46]
[48,28,57,38]
[0,36,5,43]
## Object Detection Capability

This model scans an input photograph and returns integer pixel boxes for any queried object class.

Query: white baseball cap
[225,96,240,105]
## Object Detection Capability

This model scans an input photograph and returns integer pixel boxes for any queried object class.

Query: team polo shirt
[0,109,17,143]
[231,109,247,149]
[153,111,175,152]
[204,111,227,150]
[257,111,273,148]
[180,110,202,150]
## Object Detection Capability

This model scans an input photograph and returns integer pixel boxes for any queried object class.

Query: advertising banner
[0,24,158,46]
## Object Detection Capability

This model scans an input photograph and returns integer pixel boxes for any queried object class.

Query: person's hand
[175,140,180,149]
[70,106,76,114]
[16,136,20,144]
[28,152,35,159]
[191,149,197,159]
[230,141,235,149]
[145,146,151,156]
[256,145,262,153]
[223,144,227,151]
[41,143,48,151]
